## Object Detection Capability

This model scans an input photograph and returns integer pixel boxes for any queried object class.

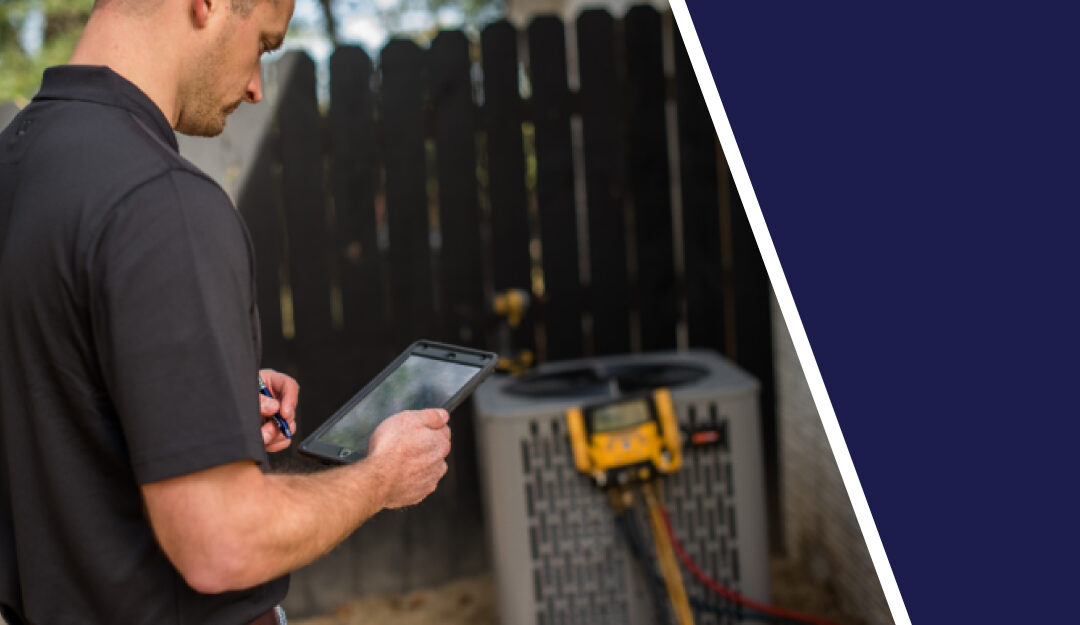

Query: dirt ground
[292,576,495,625]
[0,558,865,625]
[292,557,867,625]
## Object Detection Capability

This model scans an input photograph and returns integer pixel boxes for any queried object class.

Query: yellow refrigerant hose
[642,480,695,625]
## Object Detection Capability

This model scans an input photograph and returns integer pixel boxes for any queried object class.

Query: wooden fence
[239,7,777,615]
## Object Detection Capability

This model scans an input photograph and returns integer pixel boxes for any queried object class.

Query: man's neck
[69,9,183,128]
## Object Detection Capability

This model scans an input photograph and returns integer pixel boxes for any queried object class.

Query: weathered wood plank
[481,20,536,355]
[625,6,677,351]
[382,40,436,352]
[329,45,386,385]
[674,26,725,355]
[577,9,631,356]
[277,52,336,438]
[528,16,583,361]
[430,31,485,349]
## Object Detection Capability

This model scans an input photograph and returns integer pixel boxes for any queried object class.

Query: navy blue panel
[683,1,1080,622]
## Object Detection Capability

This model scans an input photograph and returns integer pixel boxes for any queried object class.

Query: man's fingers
[258,394,295,434]
[417,408,449,429]
[260,368,300,419]
[259,395,280,416]
[276,377,300,419]
[261,421,292,452]
[260,420,277,444]
[266,438,291,453]
[255,371,298,453]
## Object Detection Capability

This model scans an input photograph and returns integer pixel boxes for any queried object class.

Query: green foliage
[0,0,509,102]
[0,0,93,103]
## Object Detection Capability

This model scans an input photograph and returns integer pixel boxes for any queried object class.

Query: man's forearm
[234,462,389,588]
[144,408,450,594]
[143,459,389,594]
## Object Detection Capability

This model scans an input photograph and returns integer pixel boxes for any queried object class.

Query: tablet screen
[317,354,481,453]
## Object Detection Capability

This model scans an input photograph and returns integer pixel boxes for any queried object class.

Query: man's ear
[191,0,217,29]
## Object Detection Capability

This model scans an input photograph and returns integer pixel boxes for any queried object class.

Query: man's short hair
[92,0,163,14]
[92,0,274,16]
[229,0,278,17]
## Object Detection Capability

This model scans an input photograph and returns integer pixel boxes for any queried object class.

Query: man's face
[176,0,295,137]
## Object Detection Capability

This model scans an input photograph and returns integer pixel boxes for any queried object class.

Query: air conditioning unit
[474,350,769,625]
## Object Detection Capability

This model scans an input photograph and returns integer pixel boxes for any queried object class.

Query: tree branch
[318,0,339,47]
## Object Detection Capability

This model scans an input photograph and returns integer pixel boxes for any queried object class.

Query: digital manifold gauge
[566,388,683,487]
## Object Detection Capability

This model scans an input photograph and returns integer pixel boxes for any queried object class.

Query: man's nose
[246,68,263,104]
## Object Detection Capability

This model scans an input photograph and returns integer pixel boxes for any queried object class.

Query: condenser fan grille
[506,363,708,398]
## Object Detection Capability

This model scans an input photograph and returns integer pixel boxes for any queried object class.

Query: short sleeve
[89,169,266,484]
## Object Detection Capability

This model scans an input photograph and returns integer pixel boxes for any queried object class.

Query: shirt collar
[33,65,179,152]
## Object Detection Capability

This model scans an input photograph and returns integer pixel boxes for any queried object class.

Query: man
[0,1,452,623]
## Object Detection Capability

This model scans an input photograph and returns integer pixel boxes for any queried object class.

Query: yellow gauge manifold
[566,389,682,487]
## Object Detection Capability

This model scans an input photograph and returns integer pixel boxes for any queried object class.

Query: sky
[273,0,504,102]
[282,0,499,56]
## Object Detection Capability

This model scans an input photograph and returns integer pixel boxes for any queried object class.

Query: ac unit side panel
[477,417,537,625]
[726,391,771,605]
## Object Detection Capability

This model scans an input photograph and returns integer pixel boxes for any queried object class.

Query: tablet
[298,340,498,464]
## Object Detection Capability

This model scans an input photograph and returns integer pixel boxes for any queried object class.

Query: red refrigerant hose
[657,504,847,625]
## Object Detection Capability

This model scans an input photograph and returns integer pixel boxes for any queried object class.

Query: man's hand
[258,368,298,452]
[366,409,452,509]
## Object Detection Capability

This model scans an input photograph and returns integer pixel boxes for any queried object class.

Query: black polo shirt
[0,67,287,623]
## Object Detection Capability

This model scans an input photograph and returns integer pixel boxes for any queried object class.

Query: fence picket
[329,46,386,384]
[277,53,336,436]
[577,9,632,356]
[674,27,725,354]
[528,16,584,360]
[382,40,436,352]
[480,20,536,356]
[430,31,485,349]
[625,6,677,351]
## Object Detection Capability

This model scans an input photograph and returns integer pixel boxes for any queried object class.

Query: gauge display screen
[589,399,653,433]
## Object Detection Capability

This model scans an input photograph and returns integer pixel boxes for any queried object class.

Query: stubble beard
[176,97,232,138]
[175,40,241,138]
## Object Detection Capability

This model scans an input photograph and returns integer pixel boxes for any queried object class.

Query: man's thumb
[421,408,449,429]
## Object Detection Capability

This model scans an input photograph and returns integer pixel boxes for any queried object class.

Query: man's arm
[141,407,451,594]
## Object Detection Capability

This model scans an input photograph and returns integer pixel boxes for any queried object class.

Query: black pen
[258,377,292,439]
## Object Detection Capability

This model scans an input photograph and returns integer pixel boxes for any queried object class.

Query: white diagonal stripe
[666,2,912,624]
